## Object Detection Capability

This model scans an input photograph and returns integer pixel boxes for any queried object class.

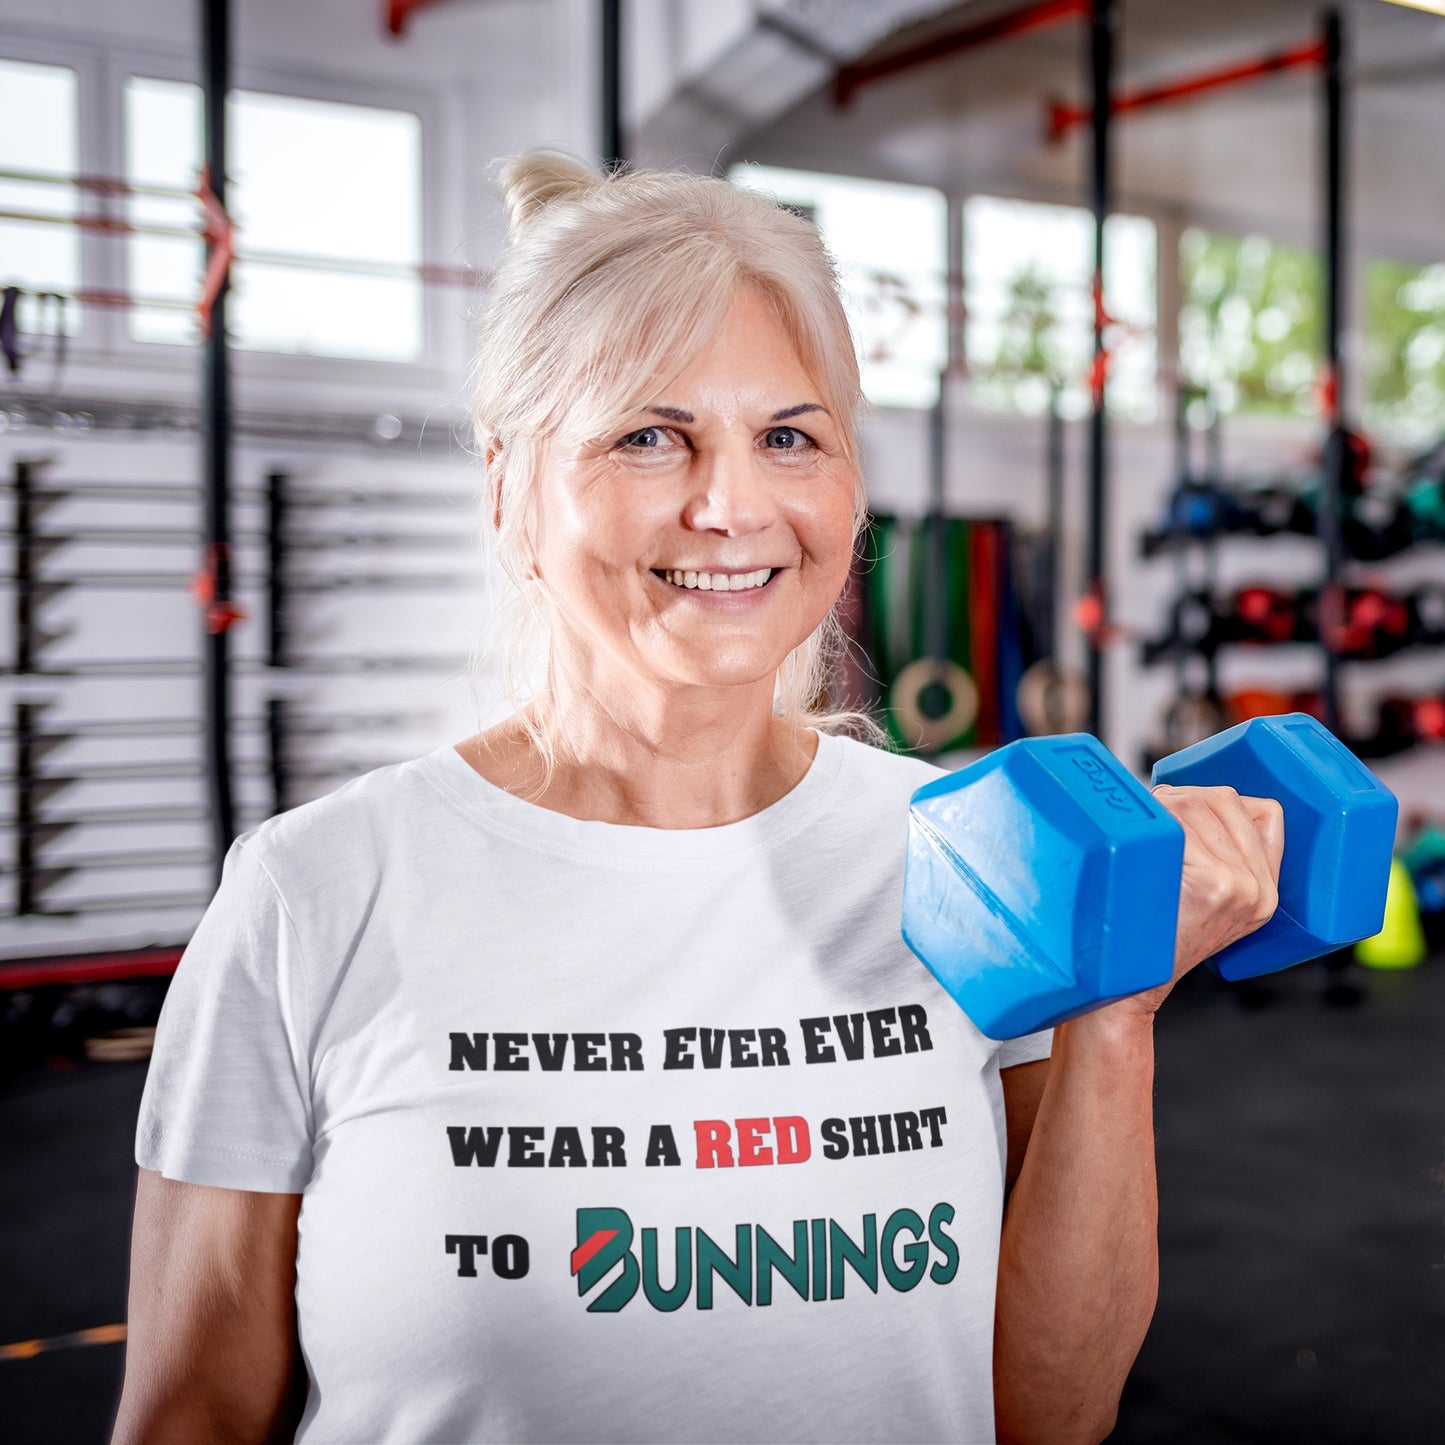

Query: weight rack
[1,450,482,969]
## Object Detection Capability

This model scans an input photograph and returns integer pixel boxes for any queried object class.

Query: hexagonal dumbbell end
[1151,712,1398,980]
[903,735,1185,1041]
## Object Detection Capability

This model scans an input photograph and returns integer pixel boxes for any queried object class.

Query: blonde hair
[470,152,883,775]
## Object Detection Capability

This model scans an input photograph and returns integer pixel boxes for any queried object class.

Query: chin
[665,650,793,692]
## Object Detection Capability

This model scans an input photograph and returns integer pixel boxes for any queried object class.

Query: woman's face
[527,286,858,704]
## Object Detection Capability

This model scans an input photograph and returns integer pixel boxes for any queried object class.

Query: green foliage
[971,264,1069,416]
[1364,259,1445,445]
[992,265,1068,382]
[1179,228,1321,418]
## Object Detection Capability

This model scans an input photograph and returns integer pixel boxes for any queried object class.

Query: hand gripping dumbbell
[901,713,1398,1041]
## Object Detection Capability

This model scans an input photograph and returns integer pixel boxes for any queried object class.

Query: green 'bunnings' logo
[572,1203,959,1313]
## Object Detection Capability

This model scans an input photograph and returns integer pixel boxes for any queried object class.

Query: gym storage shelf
[1137,398,1445,765]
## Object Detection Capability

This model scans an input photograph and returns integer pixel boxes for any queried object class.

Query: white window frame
[955,182,1165,424]
[0,22,460,392]
[0,30,110,356]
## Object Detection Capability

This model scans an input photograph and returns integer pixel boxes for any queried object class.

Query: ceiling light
[1381,1,1445,15]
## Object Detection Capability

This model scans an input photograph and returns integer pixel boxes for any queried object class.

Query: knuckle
[1198,869,1233,907]
[1257,878,1280,920]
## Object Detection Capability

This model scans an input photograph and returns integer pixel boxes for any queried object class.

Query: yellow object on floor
[1355,858,1427,970]
[0,1324,126,1361]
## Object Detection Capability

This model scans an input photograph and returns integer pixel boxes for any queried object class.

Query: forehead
[652,287,818,408]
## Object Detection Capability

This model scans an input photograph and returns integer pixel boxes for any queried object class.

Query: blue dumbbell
[902,714,1397,1040]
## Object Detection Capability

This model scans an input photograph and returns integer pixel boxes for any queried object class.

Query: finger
[1183,788,1281,925]
[1241,794,1286,876]
[1153,784,1284,878]
[1157,787,1280,927]
[1155,786,1252,871]
[1202,788,1279,887]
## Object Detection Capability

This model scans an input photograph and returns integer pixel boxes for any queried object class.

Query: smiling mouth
[654,568,777,592]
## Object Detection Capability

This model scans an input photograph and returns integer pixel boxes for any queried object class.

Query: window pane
[1179,228,1321,418]
[964,195,1157,421]
[731,164,947,410]
[1364,257,1445,446]
[0,58,81,338]
[233,92,422,266]
[231,264,422,360]
[124,77,204,345]
[123,78,424,360]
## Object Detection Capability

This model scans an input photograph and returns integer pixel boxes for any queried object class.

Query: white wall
[0,432,500,959]
[0,0,596,955]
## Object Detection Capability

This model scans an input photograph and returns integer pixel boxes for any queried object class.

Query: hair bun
[499,152,598,235]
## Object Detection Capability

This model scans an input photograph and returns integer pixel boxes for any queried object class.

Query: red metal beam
[386,0,449,37]
[1049,38,1327,141]
[0,946,184,990]
[834,0,1089,107]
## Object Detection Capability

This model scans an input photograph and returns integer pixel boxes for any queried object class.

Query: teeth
[662,568,773,592]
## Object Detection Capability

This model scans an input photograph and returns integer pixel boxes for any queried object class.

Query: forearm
[993,1007,1159,1445]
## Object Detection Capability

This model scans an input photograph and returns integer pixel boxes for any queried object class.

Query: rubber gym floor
[2,954,1443,1445]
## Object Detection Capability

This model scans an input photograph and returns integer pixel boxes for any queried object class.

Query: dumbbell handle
[1151,713,1397,981]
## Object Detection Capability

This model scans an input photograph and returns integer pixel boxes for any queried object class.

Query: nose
[682,442,781,537]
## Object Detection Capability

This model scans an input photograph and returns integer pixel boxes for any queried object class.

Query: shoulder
[823,730,947,805]
[237,748,453,886]
[804,731,948,851]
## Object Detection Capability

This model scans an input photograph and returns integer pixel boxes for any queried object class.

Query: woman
[112,154,1282,1445]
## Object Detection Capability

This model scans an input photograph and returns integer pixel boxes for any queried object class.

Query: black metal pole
[1173,380,1190,485]
[267,469,288,669]
[1323,12,1344,425]
[1319,8,1345,737]
[600,0,624,171]
[1084,0,1115,739]
[267,697,289,817]
[14,459,33,675]
[16,701,36,916]
[201,0,236,878]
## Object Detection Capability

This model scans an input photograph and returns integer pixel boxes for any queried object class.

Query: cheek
[799,467,861,578]
[536,492,673,622]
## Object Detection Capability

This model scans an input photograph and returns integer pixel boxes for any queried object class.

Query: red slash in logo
[570,1229,618,1276]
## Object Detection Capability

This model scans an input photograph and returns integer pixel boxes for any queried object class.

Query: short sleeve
[135,837,313,1192]
[997,1027,1053,1070]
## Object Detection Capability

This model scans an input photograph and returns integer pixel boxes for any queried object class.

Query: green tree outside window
[1179,228,1322,419]
[1364,260,1445,446]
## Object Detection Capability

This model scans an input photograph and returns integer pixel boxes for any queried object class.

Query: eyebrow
[644,402,830,425]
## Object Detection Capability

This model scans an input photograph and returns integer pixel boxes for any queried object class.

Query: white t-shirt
[137,730,1052,1445]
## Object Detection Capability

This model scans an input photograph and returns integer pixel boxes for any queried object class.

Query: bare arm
[111,1169,306,1445]
[1000,1057,1048,1199]
[993,787,1284,1445]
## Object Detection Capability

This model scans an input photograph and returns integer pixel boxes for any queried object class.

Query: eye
[614,425,687,457]
[762,426,815,452]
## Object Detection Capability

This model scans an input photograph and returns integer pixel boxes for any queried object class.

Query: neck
[462,678,818,829]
